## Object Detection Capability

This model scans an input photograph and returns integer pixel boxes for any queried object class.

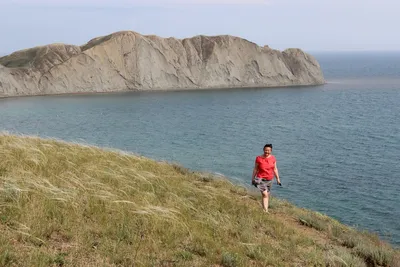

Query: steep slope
[0,134,398,266]
[0,31,325,97]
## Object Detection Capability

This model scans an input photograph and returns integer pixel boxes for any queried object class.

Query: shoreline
[0,81,326,99]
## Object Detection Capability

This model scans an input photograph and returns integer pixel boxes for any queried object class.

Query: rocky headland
[0,31,325,97]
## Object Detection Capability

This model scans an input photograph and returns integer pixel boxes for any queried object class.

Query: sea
[0,51,399,246]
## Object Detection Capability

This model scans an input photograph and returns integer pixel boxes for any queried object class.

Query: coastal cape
[0,31,325,97]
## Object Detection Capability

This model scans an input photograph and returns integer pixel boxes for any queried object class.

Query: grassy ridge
[0,134,398,266]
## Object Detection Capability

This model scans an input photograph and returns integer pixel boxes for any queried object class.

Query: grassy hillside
[0,134,398,266]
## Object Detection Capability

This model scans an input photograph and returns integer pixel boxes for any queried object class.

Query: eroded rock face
[0,31,325,97]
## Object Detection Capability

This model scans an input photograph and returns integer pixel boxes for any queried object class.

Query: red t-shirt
[255,155,276,180]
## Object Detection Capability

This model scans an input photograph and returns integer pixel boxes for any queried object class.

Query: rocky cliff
[0,31,325,97]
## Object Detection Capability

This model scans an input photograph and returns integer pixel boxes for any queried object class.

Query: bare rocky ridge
[0,31,325,97]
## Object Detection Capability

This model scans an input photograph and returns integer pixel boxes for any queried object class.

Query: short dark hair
[263,144,273,150]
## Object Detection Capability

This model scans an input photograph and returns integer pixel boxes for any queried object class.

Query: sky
[1,0,399,54]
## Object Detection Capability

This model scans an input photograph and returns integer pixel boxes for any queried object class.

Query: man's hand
[251,179,257,187]
[277,178,282,186]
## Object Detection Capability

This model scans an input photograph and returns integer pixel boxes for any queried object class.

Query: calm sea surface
[1,52,399,245]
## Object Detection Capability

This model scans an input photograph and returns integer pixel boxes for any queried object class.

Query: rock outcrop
[0,31,325,97]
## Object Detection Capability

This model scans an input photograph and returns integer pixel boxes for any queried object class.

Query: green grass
[0,133,399,266]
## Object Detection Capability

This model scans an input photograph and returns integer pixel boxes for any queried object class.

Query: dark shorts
[255,177,273,192]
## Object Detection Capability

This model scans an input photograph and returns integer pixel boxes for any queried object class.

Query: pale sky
[1,0,399,54]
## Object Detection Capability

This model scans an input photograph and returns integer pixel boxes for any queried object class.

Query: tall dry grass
[0,134,398,266]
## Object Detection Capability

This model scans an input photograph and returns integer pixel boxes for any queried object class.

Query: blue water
[0,52,399,246]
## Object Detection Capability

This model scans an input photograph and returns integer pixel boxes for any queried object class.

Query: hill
[0,134,397,266]
[0,31,324,97]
